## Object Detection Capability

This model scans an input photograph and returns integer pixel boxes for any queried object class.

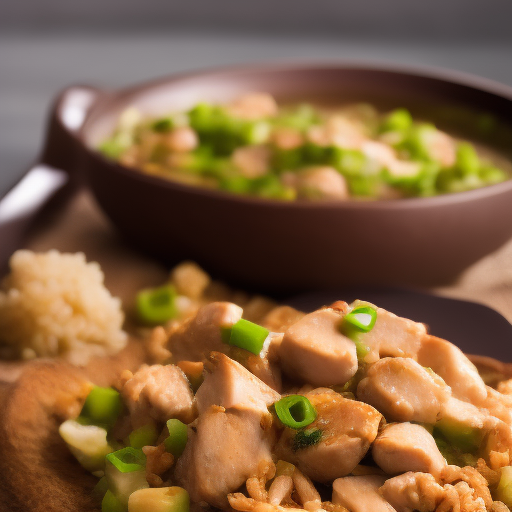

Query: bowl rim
[84,60,512,211]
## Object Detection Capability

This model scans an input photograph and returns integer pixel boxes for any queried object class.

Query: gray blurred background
[1,0,512,196]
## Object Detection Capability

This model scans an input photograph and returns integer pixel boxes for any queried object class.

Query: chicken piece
[421,128,456,168]
[480,387,512,425]
[164,126,198,153]
[355,304,426,361]
[170,261,211,300]
[439,396,488,430]
[379,472,445,512]
[262,306,305,333]
[275,389,382,482]
[278,308,358,387]
[195,352,280,414]
[272,127,304,150]
[296,166,349,200]
[174,405,276,509]
[307,116,365,149]
[417,336,487,405]
[168,302,243,362]
[332,475,395,512]
[357,357,450,423]
[227,93,278,120]
[121,364,195,428]
[372,423,446,477]
[232,145,271,178]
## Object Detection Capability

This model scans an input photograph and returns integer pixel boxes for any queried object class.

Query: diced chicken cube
[357,357,450,423]
[439,396,487,430]
[262,306,305,333]
[227,93,278,120]
[121,364,195,428]
[379,472,445,512]
[278,308,358,387]
[195,352,280,415]
[296,166,349,200]
[356,304,427,361]
[174,405,276,509]
[417,336,487,405]
[168,302,243,362]
[372,423,446,477]
[275,389,382,482]
[232,146,271,179]
[333,475,395,512]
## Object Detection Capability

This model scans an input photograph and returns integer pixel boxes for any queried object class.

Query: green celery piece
[479,165,508,185]
[102,490,126,512]
[164,419,188,458]
[228,319,269,355]
[272,147,303,172]
[80,386,122,428]
[456,142,480,176]
[381,108,413,133]
[434,419,482,453]
[99,139,126,160]
[496,466,512,508]
[152,117,174,133]
[219,175,252,195]
[105,448,148,506]
[136,284,178,325]
[93,476,110,499]
[128,424,159,449]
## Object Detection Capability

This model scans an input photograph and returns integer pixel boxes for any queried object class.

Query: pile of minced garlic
[0,250,127,365]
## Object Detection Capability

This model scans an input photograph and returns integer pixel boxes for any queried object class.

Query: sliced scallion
[102,489,125,512]
[164,419,188,458]
[222,319,269,356]
[80,386,122,429]
[274,395,317,429]
[342,305,377,336]
[128,424,159,449]
[105,447,146,474]
[136,284,178,324]
[292,427,322,451]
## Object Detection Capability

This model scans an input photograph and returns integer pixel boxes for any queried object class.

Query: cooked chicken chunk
[262,306,305,333]
[121,364,195,428]
[379,472,445,512]
[296,166,349,200]
[333,475,395,512]
[356,304,426,361]
[438,396,487,430]
[372,423,446,476]
[168,302,243,362]
[275,389,382,482]
[417,336,487,405]
[357,357,450,423]
[278,308,358,387]
[195,352,280,415]
[174,405,275,509]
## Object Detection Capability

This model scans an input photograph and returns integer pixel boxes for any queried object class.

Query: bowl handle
[40,84,105,172]
[0,85,105,272]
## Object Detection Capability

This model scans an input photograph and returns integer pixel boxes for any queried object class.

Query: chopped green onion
[136,284,178,324]
[102,489,125,512]
[164,419,188,458]
[106,447,146,474]
[456,143,480,176]
[342,306,377,335]
[223,319,269,355]
[381,109,413,133]
[80,386,122,428]
[274,395,317,429]
[292,428,322,451]
[93,476,110,499]
[99,139,127,160]
[496,466,512,509]
[354,340,371,360]
[152,118,174,133]
[128,424,159,449]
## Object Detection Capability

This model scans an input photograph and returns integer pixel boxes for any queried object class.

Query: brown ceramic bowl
[39,63,512,292]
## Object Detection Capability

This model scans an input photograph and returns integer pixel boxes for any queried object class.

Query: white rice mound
[0,250,127,365]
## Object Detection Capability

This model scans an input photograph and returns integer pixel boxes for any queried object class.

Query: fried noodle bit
[142,443,174,487]
[441,466,493,509]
